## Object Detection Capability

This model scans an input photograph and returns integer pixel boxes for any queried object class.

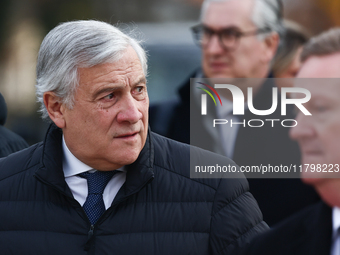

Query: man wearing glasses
[191,0,278,80]
[150,0,319,226]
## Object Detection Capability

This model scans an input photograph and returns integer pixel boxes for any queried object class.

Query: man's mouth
[302,147,323,155]
[116,132,139,139]
[301,149,324,163]
[210,62,228,69]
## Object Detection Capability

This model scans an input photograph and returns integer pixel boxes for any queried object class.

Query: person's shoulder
[244,201,326,255]
[151,131,237,168]
[152,130,235,157]
[0,142,42,182]
[151,132,269,254]
[0,125,28,155]
[0,125,28,144]
[151,131,248,190]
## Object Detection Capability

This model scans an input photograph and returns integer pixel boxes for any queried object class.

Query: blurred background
[0,0,339,145]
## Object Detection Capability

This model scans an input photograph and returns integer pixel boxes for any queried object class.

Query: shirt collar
[62,136,93,177]
[62,135,125,178]
[215,97,233,118]
[332,207,340,238]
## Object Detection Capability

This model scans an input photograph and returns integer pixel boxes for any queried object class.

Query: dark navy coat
[0,124,267,254]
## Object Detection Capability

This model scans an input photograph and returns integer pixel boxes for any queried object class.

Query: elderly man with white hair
[0,20,267,255]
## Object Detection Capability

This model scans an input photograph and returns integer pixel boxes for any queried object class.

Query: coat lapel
[112,128,155,205]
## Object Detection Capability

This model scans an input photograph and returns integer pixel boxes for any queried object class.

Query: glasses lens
[220,29,238,49]
[192,25,215,47]
[200,27,212,46]
[191,25,240,50]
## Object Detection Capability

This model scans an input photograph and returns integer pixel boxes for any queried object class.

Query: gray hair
[272,20,309,76]
[301,28,340,62]
[200,0,284,38]
[36,20,148,121]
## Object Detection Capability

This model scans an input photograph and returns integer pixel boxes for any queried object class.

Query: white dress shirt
[193,78,241,157]
[192,73,246,158]
[62,136,126,209]
[215,98,241,158]
[331,207,340,255]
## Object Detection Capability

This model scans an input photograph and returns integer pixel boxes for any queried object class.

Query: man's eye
[134,86,144,93]
[315,106,328,112]
[202,28,213,36]
[222,30,238,39]
[103,93,114,100]
[310,103,329,114]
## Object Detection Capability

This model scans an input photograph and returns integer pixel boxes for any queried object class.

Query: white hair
[36,20,148,121]
[200,0,284,39]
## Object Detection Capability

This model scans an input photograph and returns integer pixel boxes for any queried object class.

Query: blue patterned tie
[79,170,117,225]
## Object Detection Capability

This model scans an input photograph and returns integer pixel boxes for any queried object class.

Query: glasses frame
[191,24,272,51]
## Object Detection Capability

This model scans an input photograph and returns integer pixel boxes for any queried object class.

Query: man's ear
[43,92,67,128]
[262,32,280,64]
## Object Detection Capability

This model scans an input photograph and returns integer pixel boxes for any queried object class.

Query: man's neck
[316,180,340,208]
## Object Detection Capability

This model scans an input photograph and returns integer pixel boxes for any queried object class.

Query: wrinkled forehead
[297,54,340,78]
[293,78,340,103]
[77,47,144,85]
[202,0,254,28]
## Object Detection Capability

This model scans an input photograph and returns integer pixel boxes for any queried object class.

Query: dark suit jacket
[244,201,332,255]
[149,71,320,226]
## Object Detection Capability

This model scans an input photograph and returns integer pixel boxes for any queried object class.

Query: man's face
[201,0,275,79]
[290,53,340,186]
[61,46,148,170]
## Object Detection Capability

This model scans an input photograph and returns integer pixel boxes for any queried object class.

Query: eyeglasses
[191,24,271,51]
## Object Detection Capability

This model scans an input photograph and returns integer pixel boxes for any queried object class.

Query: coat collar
[34,124,71,197]
[113,128,154,204]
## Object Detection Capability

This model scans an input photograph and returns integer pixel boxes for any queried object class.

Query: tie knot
[79,170,116,195]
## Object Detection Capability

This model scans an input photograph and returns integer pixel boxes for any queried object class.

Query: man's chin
[120,155,139,166]
[207,71,234,79]
[301,176,322,185]
[116,147,143,165]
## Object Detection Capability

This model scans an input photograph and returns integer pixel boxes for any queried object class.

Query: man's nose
[117,95,142,124]
[205,35,225,55]
[289,113,314,141]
